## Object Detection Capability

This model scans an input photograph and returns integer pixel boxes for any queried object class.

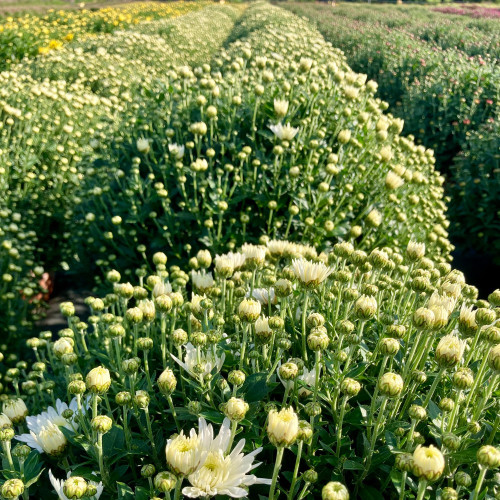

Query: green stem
[415,479,428,500]
[269,447,285,500]
[287,441,304,500]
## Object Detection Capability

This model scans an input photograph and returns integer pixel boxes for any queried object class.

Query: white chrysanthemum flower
[191,270,214,292]
[247,288,276,306]
[226,252,246,270]
[241,244,266,267]
[385,170,404,190]
[182,418,271,498]
[171,343,225,379]
[269,122,299,141]
[168,143,185,159]
[16,398,81,454]
[291,258,332,287]
[428,292,456,316]
[273,99,289,118]
[136,138,150,153]
[166,419,209,476]
[49,470,103,500]
[153,281,173,298]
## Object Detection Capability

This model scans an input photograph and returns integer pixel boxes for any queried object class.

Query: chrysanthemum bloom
[385,171,404,190]
[136,138,150,154]
[291,259,332,288]
[267,407,299,447]
[406,240,425,261]
[191,270,214,292]
[49,470,103,500]
[247,288,276,306]
[412,445,445,481]
[214,255,235,278]
[0,413,12,429]
[2,399,28,424]
[182,418,270,498]
[168,143,185,159]
[171,343,225,379]
[165,423,206,476]
[269,123,299,141]
[273,99,289,118]
[435,334,465,368]
[17,421,67,456]
[241,244,266,269]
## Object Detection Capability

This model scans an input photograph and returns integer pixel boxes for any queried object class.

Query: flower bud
[158,368,177,396]
[439,398,454,413]
[353,295,377,320]
[0,427,15,442]
[442,433,460,451]
[63,477,88,499]
[322,481,349,500]
[274,278,293,297]
[476,308,495,326]
[223,397,249,422]
[154,471,177,493]
[452,368,474,390]
[303,469,318,483]
[2,479,25,499]
[454,471,472,487]
[341,378,361,397]
[413,308,435,330]
[395,453,413,472]
[380,338,400,356]
[238,299,261,323]
[307,329,329,351]
[91,415,113,434]
[477,445,500,468]
[134,390,150,409]
[441,487,458,500]
[228,370,246,387]
[412,445,445,482]
[408,405,427,421]
[378,372,404,398]
[86,367,111,394]
[279,362,299,380]
[115,392,132,406]
[297,420,313,442]
[488,344,500,373]
[435,335,464,368]
[267,407,299,447]
[141,464,156,478]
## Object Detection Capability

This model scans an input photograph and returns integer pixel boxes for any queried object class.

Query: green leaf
[117,481,135,499]
[343,460,364,471]
[240,372,276,403]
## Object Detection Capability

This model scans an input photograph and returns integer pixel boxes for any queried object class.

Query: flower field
[0,2,499,500]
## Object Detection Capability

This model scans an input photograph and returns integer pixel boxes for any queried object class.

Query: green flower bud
[378,372,404,398]
[442,433,460,451]
[477,445,500,468]
[380,338,400,356]
[2,479,25,499]
[340,378,361,397]
[154,471,177,493]
[141,464,156,478]
[63,477,88,499]
[454,471,472,487]
[91,415,112,434]
[395,453,413,472]
[322,481,349,500]
[115,392,132,406]
[222,397,249,422]
[441,487,458,500]
[228,370,246,387]
[158,368,177,396]
[408,405,427,421]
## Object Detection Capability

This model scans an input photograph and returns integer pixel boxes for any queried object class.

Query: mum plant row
[0,3,242,338]
[285,2,500,263]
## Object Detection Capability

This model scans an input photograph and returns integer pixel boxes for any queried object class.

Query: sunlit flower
[292,258,332,287]
[171,343,225,379]
[269,123,299,141]
[182,418,271,498]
